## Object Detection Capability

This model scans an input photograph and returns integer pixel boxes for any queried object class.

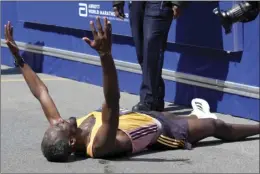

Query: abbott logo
[79,3,88,17]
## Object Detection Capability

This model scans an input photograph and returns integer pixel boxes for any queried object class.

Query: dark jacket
[112,1,190,8]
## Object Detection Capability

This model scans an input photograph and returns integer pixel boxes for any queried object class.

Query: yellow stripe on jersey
[157,135,185,149]
[157,138,179,148]
[160,135,185,147]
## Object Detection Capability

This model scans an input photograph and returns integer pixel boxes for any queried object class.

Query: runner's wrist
[99,51,112,58]
[13,54,25,67]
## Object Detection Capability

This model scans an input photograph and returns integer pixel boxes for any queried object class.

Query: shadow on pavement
[194,136,260,148]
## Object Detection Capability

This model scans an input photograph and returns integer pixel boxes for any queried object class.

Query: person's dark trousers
[129,1,173,111]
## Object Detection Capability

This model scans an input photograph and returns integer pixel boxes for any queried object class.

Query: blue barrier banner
[12,1,252,51]
[16,1,132,36]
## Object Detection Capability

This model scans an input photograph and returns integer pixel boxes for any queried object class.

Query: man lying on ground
[4,18,259,162]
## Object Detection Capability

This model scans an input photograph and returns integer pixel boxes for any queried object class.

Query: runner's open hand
[4,21,20,57]
[83,17,112,56]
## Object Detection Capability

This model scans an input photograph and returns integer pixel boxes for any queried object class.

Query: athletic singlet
[76,108,162,158]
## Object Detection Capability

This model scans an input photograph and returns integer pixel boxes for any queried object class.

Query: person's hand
[82,17,112,56]
[113,4,125,19]
[172,5,181,19]
[4,21,20,57]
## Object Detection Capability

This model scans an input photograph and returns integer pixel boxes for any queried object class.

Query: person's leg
[139,2,172,111]
[129,2,153,112]
[128,1,145,68]
[187,118,260,144]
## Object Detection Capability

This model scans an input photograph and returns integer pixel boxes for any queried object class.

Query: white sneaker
[189,98,217,119]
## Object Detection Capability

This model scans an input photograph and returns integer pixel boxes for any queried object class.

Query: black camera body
[213,1,260,34]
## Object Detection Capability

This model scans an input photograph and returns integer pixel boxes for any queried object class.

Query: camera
[213,1,260,34]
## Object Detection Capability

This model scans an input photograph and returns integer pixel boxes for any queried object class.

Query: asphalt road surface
[1,65,259,173]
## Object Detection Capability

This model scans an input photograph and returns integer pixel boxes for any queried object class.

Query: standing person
[113,1,189,112]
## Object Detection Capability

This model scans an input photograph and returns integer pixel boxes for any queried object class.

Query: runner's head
[41,117,78,162]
